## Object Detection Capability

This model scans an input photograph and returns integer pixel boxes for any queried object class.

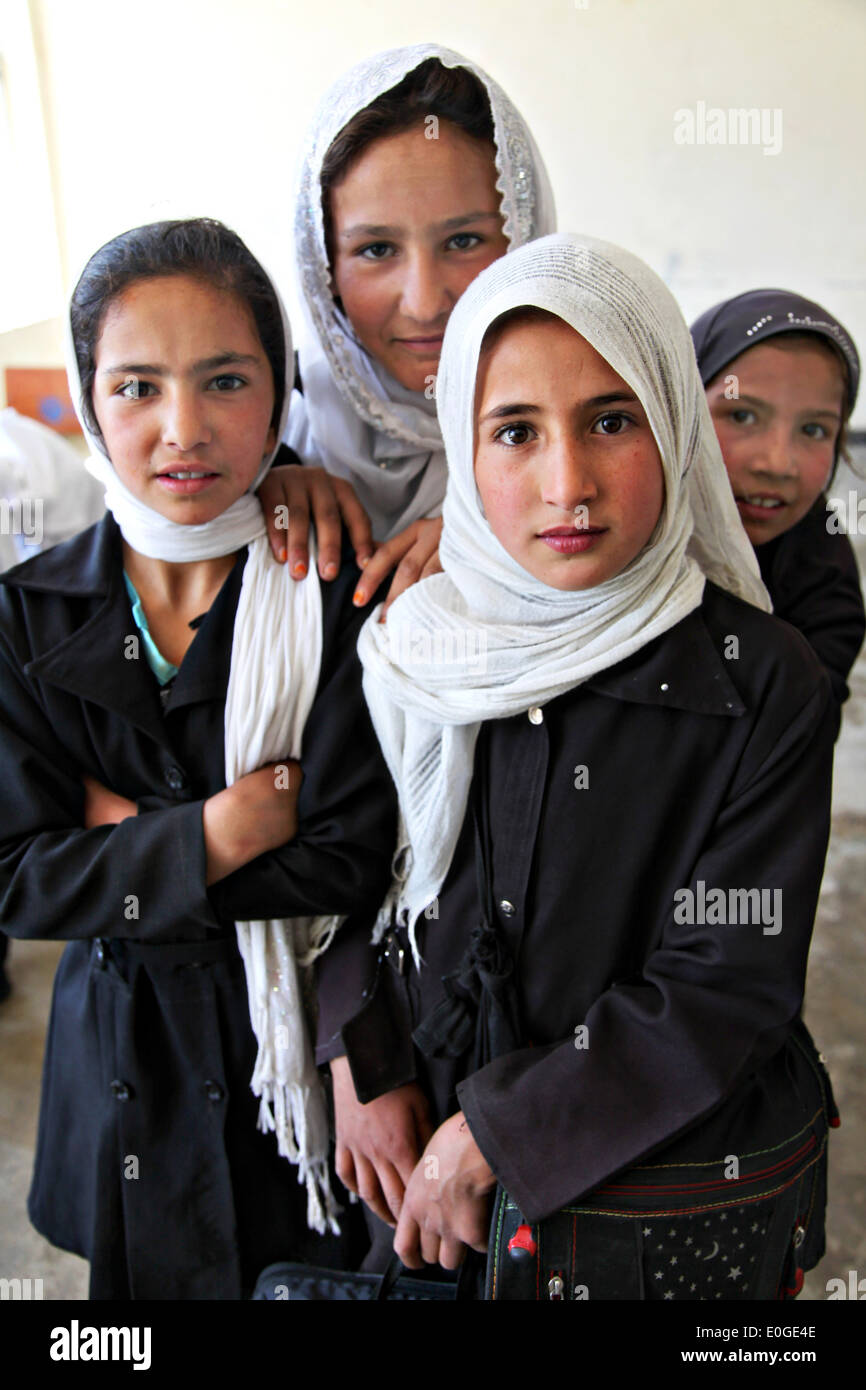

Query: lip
[538,526,607,554]
[155,467,221,495]
[735,492,790,521]
[393,335,445,354]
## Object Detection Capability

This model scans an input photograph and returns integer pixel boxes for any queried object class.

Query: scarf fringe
[255,1081,341,1236]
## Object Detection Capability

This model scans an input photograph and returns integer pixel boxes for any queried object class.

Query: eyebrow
[720,391,842,420]
[339,212,502,241]
[100,353,263,376]
[479,391,639,423]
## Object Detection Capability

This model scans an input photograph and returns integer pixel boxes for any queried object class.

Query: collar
[2,513,116,596]
[584,589,746,717]
[9,514,245,738]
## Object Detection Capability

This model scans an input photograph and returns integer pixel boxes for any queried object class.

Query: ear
[264,424,277,458]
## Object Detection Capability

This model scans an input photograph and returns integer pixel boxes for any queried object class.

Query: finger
[334,1142,358,1197]
[354,1155,397,1228]
[419,1215,441,1268]
[448,1185,493,1254]
[282,479,312,579]
[375,1160,407,1224]
[352,534,411,606]
[394,1209,424,1270]
[437,1236,467,1272]
[380,548,425,616]
[461,1223,489,1256]
[253,473,291,563]
[389,1136,421,1191]
[419,552,444,581]
[332,479,375,571]
[306,474,344,580]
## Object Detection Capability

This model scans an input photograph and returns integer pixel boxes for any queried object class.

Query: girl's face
[91,275,276,526]
[330,119,508,392]
[474,314,665,591]
[706,339,845,547]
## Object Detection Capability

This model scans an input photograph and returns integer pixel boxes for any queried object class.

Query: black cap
[691,289,859,418]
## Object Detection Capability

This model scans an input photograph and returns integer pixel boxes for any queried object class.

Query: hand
[330,1055,433,1227]
[394,1111,496,1271]
[82,776,137,828]
[202,760,302,885]
[255,465,374,579]
[351,517,443,618]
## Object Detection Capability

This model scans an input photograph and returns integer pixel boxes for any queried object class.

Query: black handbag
[252,1253,471,1301]
[484,1022,836,1300]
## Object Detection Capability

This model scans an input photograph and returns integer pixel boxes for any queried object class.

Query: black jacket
[317,583,836,1227]
[756,496,864,715]
[0,516,396,1299]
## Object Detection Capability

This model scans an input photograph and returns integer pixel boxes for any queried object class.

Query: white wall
[7,0,866,421]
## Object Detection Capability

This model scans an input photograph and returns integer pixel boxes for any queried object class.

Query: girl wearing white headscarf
[257,43,555,602]
[0,219,395,1298]
[318,234,839,1298]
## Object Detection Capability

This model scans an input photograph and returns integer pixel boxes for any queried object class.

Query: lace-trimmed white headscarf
[67,227,341,1233]
[288,42,556,540]
[358,233,770,946]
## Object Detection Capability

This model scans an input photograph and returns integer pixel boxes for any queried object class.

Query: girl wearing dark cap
[691,290,864,715]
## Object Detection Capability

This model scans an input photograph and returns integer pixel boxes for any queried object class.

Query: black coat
[317,583,837,1233]
[756,496,864,716]
[0,516,396,1299]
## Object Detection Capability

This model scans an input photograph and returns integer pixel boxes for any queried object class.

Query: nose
[753,424,797,478]
[542,433,598,512]
[161,386,211,453]
[399,248,452,325]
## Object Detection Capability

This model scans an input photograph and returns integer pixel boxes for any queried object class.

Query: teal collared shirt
[122,572,179,686]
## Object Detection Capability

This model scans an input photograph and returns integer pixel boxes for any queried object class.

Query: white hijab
[358,233,770,948]
[67,237,341,1233]
[289,42,557,540]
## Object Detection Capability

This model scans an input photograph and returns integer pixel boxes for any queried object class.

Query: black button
[110,1079,132,1102]
[203,1080,224,1103]
[165,765,187,792]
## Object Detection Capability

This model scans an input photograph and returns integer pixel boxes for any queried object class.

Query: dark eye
[208,374,246,391]
[802,422,830,440]
[494,422,535,447]
[593,413,629,435]
[359,242,394,261]
[730,408,757,425]
[116,377,155,400]
[447,233,482,252]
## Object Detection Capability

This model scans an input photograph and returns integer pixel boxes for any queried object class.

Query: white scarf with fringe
[68,257,341,1233]
[358,233,771,952]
